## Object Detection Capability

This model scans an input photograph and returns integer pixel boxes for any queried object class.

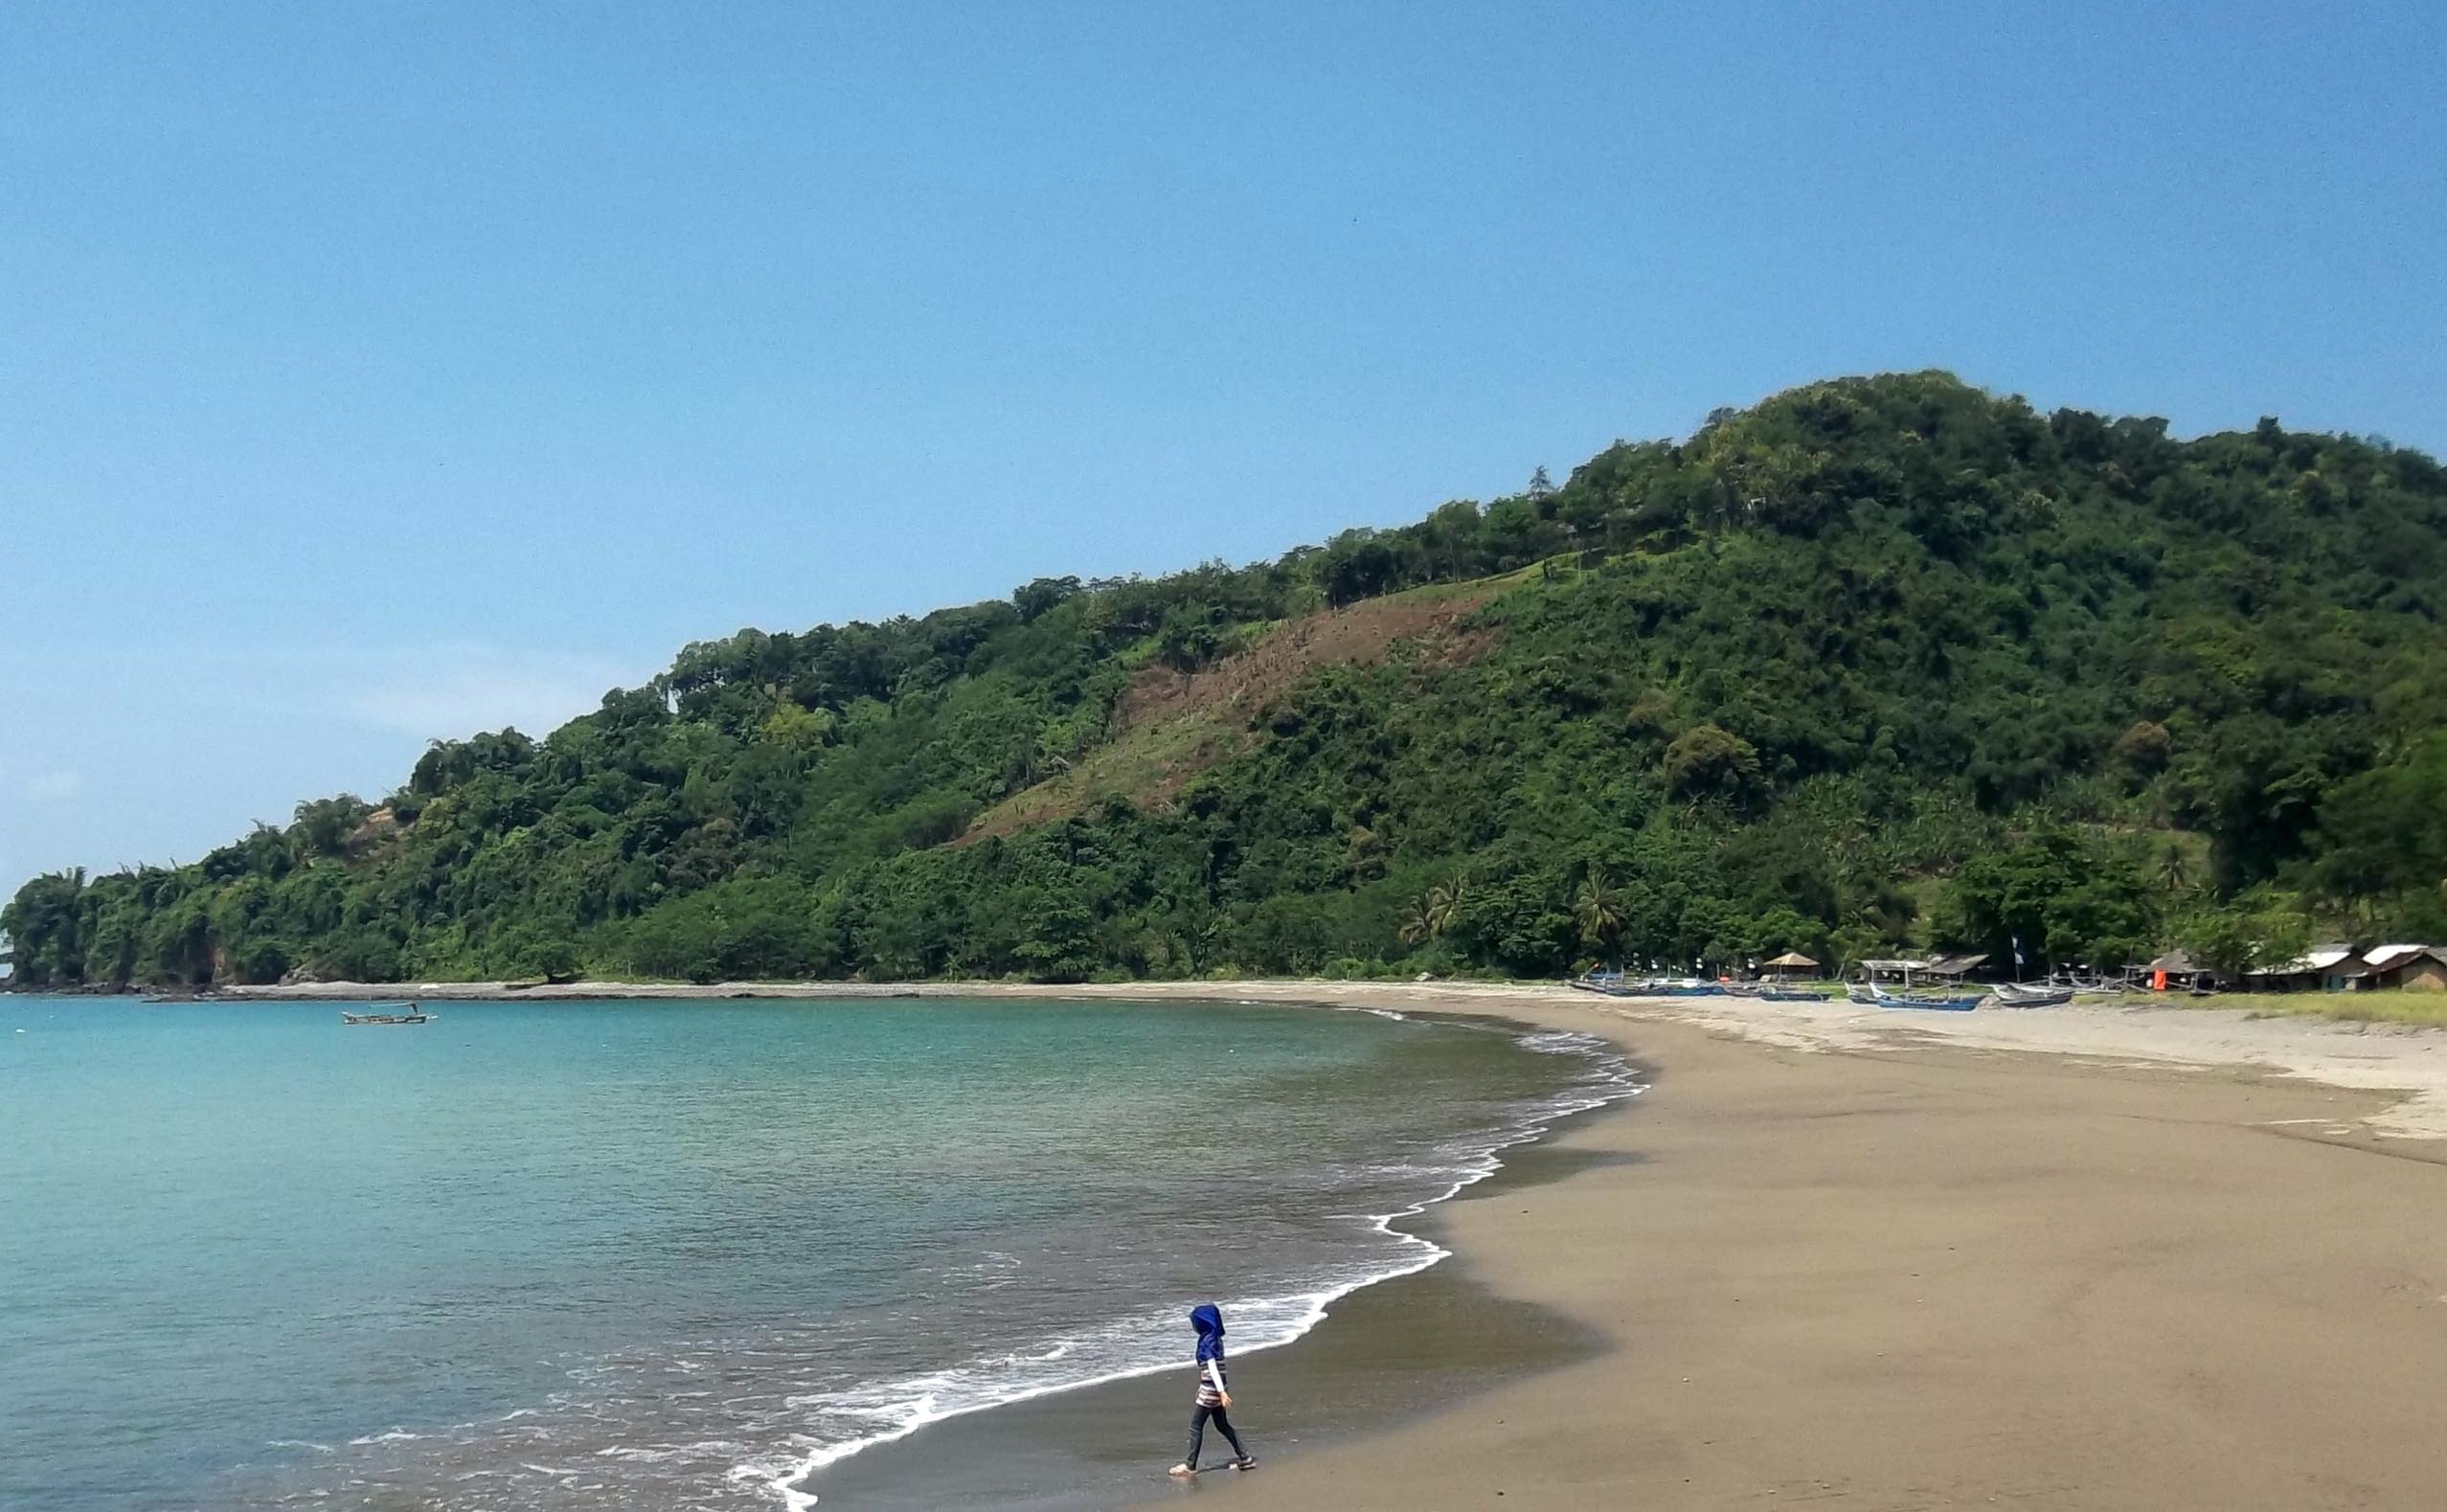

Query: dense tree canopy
[10,373,2445,989]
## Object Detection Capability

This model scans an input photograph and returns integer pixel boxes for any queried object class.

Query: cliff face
[10,372,2447,988]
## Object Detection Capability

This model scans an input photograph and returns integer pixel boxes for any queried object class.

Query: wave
[747,1021,1642,1507]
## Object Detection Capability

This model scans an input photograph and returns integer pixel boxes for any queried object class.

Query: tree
[1400,881,1466,947]
[2176,890,2312,982]
[1943,830,2161,969]
[1661,725,1761,805]
[1572,871,1625,953]
[2154,842,2194,897]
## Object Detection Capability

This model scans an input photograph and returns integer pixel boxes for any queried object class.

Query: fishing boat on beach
[1869,984,1983,1012]
[1637,977,1726,997]
[1569,972,1724,998]
[340,1004,431,1026]
[1749,983,1825,1002]
[1991,982,2074,1007]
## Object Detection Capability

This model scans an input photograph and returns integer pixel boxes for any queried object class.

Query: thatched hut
[1759,951,1821,982]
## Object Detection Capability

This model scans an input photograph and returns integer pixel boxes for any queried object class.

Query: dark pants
[1185,1402,1247,1466]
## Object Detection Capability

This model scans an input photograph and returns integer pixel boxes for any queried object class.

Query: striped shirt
[1195,1354,1228,1407]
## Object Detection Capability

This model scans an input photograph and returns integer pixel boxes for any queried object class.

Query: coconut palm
[2155,842,2194,896]
[1400,880,1464,946]
[1572,870,1625,952]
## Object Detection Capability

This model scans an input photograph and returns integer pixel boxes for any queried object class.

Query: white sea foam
[745,1019,1643,1507]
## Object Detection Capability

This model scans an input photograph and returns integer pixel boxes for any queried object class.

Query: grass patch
[2192,991,2447,1029]
[960,711,1237,842]
[1386,558,1555,603]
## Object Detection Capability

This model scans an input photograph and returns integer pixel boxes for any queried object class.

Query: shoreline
[192,973,2447,1138]
[1140,986,2447,1510]
[768,982,2447,1508]
[773,1004,1640,1510]
[50,980,2447,1505]
[798,1102,1623,1510]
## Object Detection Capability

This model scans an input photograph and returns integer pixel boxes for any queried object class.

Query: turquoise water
[0,995,1630,1510]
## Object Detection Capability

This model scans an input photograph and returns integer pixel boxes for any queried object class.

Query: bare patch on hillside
[955,583,1508,844]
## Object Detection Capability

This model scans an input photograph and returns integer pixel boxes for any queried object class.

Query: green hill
[11,372,2447,989]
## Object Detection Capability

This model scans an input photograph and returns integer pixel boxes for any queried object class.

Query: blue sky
[3,1,2442,881]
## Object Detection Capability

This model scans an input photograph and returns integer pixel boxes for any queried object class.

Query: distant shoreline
[98,973,2447,1139]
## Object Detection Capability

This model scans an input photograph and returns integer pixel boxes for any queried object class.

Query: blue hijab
[1190,1303,1225,1363]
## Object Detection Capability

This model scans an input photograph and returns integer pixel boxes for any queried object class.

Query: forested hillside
[11,372,2447,989]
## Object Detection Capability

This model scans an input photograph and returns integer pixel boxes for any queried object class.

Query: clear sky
[3,1,2442,883]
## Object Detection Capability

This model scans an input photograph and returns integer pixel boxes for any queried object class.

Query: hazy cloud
[345,646,631,741]
[0,640,646,878]
[20,770,86,802]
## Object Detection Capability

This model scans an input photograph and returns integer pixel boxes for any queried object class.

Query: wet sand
[798,1228,1599,1511]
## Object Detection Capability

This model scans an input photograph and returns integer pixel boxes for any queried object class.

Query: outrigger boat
[1749,984,1824,1002]
[1991,982,2074,1007]
[1870,984,1981,1012]
[1568,972,1726,998]
[1635,977,1726,997]
[341,1004,431,1026]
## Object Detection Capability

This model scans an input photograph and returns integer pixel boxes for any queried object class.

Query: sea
[0,993,1635,1510]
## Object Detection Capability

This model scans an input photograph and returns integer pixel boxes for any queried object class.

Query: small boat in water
[341,1004,432,1026]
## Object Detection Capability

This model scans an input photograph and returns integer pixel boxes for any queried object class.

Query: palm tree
[1402,880,1466,946]
[1573,871,1625,952]
[2155,842,2193,896]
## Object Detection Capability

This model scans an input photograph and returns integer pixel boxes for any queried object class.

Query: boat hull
[1869,987,1983,1012]
[1992,983,2073,1007]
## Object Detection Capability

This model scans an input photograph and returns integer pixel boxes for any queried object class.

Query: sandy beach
[219,977,2447,1507]
[1199,1002,2447,1512]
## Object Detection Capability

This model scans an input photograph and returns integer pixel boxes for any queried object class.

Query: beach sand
[227,978,2447,1507]
[1128,988,2447,1512]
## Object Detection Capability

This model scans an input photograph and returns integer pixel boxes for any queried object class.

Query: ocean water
[0,994,1633,1510]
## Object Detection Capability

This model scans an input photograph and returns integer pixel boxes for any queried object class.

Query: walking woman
[1168,1303,1256,1477]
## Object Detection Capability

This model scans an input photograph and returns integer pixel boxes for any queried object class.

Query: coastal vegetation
[2224,992,2447,1030]
[10,372,2447,989]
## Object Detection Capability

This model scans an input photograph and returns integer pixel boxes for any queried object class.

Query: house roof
[2372,945,2447,974]
[1858,958,1927,972]
[2251,944,2358,976]
[1924,952,1990,976]
[1762,951,1820,968]
[2364,943,2445,971]
[2146,950,2199,973]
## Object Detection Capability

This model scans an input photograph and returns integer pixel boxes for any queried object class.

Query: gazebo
[1759,951,1821,982]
